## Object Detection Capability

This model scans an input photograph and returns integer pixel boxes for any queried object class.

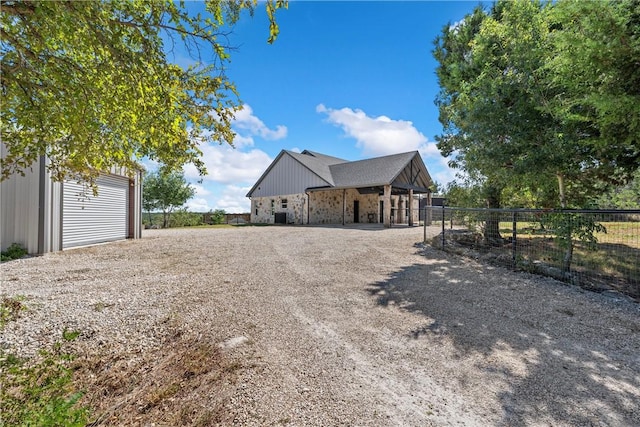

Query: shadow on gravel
[366,246,640,426]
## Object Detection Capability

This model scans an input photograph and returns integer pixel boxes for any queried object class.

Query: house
[1,154,142,255]
[246,150,433,227]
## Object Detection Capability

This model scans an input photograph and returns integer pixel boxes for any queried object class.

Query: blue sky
[163,1,482,212]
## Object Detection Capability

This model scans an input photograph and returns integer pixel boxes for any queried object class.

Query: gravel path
[1,225,639,426]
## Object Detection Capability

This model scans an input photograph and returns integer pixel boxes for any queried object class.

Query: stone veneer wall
[251,190,422,225]
[250,193,307,224]
[309,189,382,224]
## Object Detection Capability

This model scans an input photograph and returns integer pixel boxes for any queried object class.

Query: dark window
[282,198,288,209]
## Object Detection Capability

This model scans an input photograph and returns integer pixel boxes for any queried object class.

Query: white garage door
[63,174,129,249]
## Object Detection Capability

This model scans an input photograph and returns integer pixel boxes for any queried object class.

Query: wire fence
[421,207,640,301]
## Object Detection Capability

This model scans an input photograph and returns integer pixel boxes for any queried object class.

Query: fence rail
[422,207,639,301]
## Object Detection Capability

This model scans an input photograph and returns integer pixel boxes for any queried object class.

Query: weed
[0,334,89,426]
[145,382,181,408]
[1,243,27,262]
[0,296,26,329]
[91,301,114,312]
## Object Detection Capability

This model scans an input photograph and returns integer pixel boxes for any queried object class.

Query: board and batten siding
[249,152,329,198]
[62,174,129,249]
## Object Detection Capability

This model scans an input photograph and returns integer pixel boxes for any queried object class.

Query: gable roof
[287,150,347,185]
[246,149,432,197]
[329,151,417,188]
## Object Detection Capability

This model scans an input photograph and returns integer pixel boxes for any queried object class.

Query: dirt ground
[1,225,639,426]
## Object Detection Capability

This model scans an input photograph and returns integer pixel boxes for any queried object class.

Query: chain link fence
[421,207,639,301]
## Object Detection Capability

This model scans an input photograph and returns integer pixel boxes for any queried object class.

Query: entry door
[353,200,359,223]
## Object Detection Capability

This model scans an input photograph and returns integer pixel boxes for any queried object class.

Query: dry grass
[74,328,241,426]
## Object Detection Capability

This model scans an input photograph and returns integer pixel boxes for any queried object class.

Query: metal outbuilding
[1,154,142,255]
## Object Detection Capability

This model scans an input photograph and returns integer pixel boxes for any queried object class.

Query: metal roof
[247,149,432,197]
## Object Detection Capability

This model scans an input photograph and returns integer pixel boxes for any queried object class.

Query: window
[270,199,275,214]
[281,198,288,209]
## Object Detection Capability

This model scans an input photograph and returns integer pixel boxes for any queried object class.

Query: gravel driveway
[2,225,639,426]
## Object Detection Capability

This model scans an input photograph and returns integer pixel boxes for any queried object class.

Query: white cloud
[316,103,432,157]
[217,185,251,213]
[232,133,255,149]
[317,104,458,187]
[192,184,211,196]
[186,197,212,212]
[234,104,287,141]
[184,144,273,185]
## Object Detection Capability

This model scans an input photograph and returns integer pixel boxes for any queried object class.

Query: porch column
[398,197,404,224]
[342,189,346,226]
[408,189,414,226]
[383,185,391,228]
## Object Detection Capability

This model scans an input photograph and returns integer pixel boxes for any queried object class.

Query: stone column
[408,189,414,226]
[342,189,346,226]
[383,185,391,228]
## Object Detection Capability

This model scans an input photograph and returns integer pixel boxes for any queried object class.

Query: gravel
[1,225,639,426]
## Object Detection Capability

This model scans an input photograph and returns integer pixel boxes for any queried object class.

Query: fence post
[512,211,517,266]
[441,207,446,250]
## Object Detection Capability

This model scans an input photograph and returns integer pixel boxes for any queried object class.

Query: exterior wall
[250,190,421,226]
[308,189,383,225]
[249,153,328,197]
[1,157,42,253]
[251,193,307,224]
[0,150,141,254]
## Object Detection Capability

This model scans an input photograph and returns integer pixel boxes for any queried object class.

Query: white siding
[250,153,329,197]
[62,174,129,248]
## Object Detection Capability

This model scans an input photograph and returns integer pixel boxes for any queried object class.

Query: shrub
[1,243,27,262]
[170,209,204,227]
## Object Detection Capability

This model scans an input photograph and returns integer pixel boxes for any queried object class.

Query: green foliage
[1,243,27,262]
[1,0,287,185]
[143,170,196,228]
[596,169,640,209]
[540,212,607,272]
[443,181,485,208]
[543,0,640,185]
[210,209,227,225]
[0,335,89,427]
[433,0,639,208]
[171,209,205,227]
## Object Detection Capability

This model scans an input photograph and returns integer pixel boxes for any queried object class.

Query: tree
[543,0,640,186]
[597,169,640,209]
[433,0,639,210]
[433,0,639,266]
[143,170,195,228]
[211,209,226,225]
[1,0,286,184]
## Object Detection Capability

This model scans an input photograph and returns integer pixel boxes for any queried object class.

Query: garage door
[62,174,129,249]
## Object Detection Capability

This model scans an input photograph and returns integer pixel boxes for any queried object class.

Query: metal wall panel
[0,154,41,253]
[62,174,129,248]
[250,153,328,197]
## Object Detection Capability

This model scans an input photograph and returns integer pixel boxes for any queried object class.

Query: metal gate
[62,174,129,248]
